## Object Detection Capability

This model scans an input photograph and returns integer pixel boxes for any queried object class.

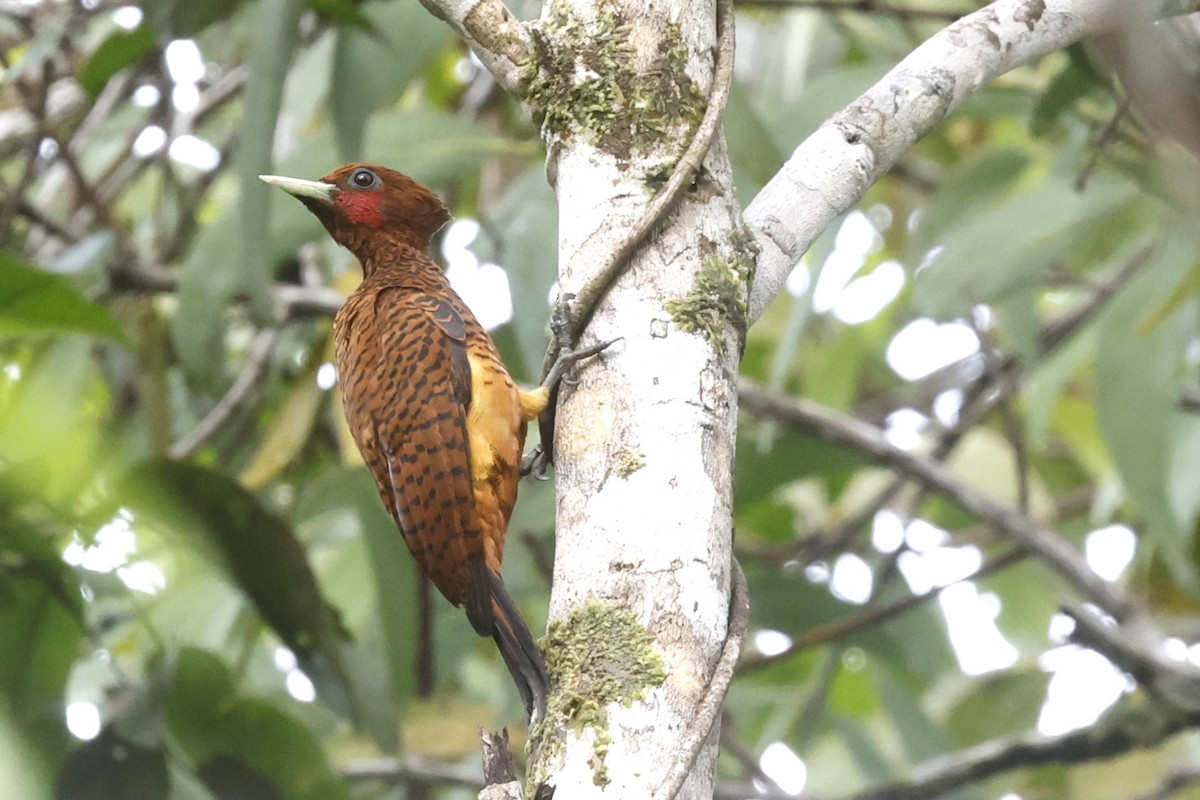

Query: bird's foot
[520,297,619,480]
[543,290,620,389]
[520,444,551,480]
[522,337,617,480]
[541,336,619,391]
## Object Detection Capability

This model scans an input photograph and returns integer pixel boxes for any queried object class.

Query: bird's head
[260,163,450,255]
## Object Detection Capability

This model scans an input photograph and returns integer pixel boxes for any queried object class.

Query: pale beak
[258,174,337,202]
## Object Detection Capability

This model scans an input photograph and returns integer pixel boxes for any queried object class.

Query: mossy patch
[665,244,754,357]
[614,448,645,477]
[521,0,706,162]
[527,602,666,787]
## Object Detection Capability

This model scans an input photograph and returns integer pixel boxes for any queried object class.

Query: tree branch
[758,242,1150,565]
[841,700,1200,800]
[168,329,278,460]
[1064,603,1200,714]
[478,729,522,800]
[343,754,482,789]
[742,0,1200,323]
[108,263,343,320]
[418,0,532,95]
[737,378,1137,621]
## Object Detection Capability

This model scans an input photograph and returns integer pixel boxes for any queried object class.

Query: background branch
[742,0,1200,322]
[738,378,1137,620]
[418,0,531,95]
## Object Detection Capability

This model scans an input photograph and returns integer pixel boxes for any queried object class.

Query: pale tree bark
[528,1,743,796]
[413,0,1200,798]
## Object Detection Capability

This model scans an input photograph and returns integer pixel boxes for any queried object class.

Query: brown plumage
[261,163,550,718]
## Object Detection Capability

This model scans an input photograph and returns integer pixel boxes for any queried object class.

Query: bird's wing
[337,288,489,624]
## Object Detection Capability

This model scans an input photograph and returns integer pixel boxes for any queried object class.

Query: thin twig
[1064,603,1200,713]
[738,548,1027,674]
[1077,96,1132,191]
[719,715,788,794]
[167,329,278,459]
[16,198,79,243]
[0,61,51,247]
[47,130,133,261]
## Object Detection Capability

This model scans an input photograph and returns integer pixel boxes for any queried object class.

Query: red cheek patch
[338,192,386,227]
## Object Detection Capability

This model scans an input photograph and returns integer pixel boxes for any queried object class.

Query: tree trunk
[523,0,744,796]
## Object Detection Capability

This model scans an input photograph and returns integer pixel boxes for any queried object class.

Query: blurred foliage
[1,0,1199,798]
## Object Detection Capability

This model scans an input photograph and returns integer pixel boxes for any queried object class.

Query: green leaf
[0,252,128,344]
[725,82,784,203]
[0,338,108,508]
[141,0,242,38]
[55,727,168,800]
[875,665,950,766]
[0,524,84,770]
[166,649,350,800]
[911,149,1030,255]
[305,0,373,29]
[735,424,868,511]
[330,1,450,160]
[197,755,285,800]
[116,460,360,718]
[294,464,409,744]
[239,0,305,315]
[0,704,50,799]
[78,25,156,98]
[982,556,1062,648]
[174,0,303,379]
[913,172,1133,321]
[946,669,1048,746]
[239,348,325,489]
[1095,237,1195,575]
[1030,45,1104,137]
[835,713,894,785]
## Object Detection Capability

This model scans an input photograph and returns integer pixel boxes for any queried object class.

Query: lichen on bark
[520,0,706,161]
[527,602,666,787]
[665,233,756,356]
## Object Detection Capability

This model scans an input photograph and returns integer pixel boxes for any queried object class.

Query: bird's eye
[350,168,379,189]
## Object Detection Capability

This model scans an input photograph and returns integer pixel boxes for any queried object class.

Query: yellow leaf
[239,343,327,490]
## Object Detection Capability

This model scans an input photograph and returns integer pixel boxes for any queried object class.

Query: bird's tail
[487,569,550,721]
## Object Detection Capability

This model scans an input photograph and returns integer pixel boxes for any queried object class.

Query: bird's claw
[542,337,620,391]
[520,444,552,480]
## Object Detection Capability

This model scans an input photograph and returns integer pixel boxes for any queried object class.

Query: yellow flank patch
[520,386,550,421]
[465,353,520,482]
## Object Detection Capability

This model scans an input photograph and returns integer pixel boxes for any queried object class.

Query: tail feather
[487,569,549,721]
